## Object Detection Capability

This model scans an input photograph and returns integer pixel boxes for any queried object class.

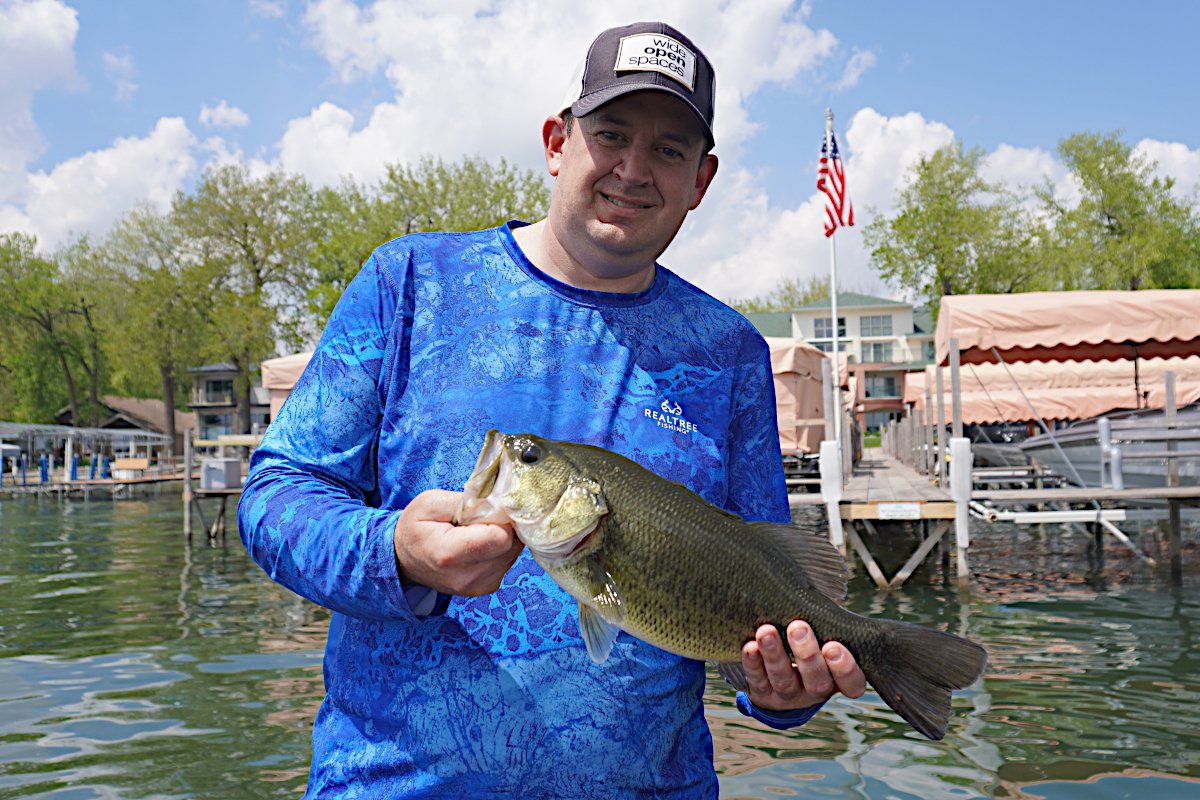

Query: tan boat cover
[766,337,829,454]
[261,352,314,419]
[935,290,1200,366]
[906,357,1200,424]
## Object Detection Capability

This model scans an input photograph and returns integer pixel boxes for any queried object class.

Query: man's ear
[688,153,719,211]
[543,115,569,177]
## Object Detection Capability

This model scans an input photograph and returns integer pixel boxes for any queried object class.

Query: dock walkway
[791,449,959,589]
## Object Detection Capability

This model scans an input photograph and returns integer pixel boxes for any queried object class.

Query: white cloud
[249,0,286,19]
[0,0,78,204]
[834,48,876,91]
[200,99,251,129]
[982,143,1077,211]
[7,117,197,249]
[1134,138,1200,202]
[102,49,138,101]
[291,0,841,185]
[666,107,956,302]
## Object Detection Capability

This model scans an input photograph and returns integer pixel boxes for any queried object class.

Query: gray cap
[561,21,716,148]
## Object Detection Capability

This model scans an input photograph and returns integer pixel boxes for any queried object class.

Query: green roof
[911,305,935,334]
[742,311,792,338]
[794,292,908,311]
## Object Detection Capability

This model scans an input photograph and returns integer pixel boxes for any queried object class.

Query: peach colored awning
[766,337,829,454]
[907,357,1200,424]
[261,352,313,419]
[934,290,1200,366]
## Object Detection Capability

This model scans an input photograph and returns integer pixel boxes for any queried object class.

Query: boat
[1018,402,1200,488]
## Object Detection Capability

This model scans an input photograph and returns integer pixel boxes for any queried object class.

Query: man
[239,21,865,799]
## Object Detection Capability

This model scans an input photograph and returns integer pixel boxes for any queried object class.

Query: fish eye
[520,444,542,464]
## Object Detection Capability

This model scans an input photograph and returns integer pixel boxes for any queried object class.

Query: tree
[174,164,318,434]
[1039,131,1200,290]
[864,142,1046,312]
[309,156,551,326]
[56,236,116,425]
[0,233,103,424]
[101,205,210,453]
[731,274,831,313]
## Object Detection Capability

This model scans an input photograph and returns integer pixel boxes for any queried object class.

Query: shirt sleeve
[735,692,825,730]
[237,250,443,621]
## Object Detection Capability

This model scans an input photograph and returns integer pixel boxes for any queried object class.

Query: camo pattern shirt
[238,222,795,799]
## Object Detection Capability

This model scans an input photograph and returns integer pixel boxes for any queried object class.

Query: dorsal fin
[746,522,848,601]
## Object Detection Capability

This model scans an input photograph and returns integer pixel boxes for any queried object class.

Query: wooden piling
[1165,371,1182,584]
[183,430,193,541]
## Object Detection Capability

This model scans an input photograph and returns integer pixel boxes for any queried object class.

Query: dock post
[950,339,963,440]
[1165,371,1182,583]
[821,359,836,442]
[183,430,193,541]
[819,440,844,553]
[950,437,973,591]
[935,369,946,485]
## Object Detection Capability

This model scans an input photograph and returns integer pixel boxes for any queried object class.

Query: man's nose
[613,147,652,185]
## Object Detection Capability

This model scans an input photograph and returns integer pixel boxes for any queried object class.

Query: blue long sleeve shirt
[238,222,812,798]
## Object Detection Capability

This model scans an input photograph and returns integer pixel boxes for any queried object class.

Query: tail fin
[863,621,987,740]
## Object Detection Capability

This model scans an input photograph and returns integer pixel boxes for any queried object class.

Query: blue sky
[5,0,1199,302]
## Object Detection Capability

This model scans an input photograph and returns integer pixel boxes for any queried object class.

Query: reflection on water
[0,496,326,799]
[1,496,1198,798]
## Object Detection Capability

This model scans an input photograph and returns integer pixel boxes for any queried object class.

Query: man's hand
[394,489,523,596]
[740,620,867,712]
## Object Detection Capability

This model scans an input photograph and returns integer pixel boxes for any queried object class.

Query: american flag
[818,129,853,237]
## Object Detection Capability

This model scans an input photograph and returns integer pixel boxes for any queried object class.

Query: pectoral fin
[587,557,626,622]
[577,559,627,664]
[578,604,621,663]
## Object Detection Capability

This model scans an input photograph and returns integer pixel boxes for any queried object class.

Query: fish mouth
[453,430,512,526]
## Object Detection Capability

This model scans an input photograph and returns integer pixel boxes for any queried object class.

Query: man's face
[544,91,718,284]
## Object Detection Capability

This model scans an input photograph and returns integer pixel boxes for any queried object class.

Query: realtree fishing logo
[644,397,698,435]
[614,33,697,90]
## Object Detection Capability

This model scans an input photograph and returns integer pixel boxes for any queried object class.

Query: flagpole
[826,108,841,445]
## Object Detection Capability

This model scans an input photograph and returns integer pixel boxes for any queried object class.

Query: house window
[814,317,846,338]
[862,342,894,363]
[204,379,233,404]
[923,341,936,362]
[201,413,233,439]
[864,375,898,398]
[861,314,893,336]
[813,341,848,353]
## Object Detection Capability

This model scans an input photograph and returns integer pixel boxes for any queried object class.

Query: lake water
[1,493,1197,799]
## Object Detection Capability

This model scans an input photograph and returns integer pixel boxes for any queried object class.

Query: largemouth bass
[454,430,987,740]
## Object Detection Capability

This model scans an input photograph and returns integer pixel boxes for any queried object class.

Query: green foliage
[731,274,831,313]
[868,131,1200,310]
[0,154,541,425]
[1039,131,1200,290]
[0,232,112,424]
[864,142,1051,313]
[309,156,550,325]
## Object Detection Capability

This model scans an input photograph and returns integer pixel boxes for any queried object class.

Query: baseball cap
[560,22,716,148]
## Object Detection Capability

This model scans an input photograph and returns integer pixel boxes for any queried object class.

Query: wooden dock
[791,449,961,590]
